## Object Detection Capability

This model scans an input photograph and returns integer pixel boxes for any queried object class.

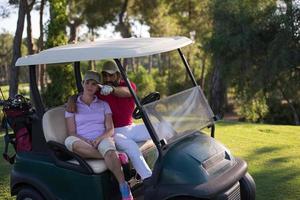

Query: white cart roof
[16,36,193,66]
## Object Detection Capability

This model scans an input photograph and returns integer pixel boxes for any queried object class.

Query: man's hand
[100,85,114,96]
[66,95,77,113]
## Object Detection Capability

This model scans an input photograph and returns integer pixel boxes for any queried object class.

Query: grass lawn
[0,83,30,99]
[215,121,300,200]
[0,121,299,199]
[0,133,14,200]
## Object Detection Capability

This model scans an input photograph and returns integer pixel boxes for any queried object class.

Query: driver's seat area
[42,106,107,174]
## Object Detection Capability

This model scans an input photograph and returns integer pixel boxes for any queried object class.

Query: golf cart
[4,36,255,200]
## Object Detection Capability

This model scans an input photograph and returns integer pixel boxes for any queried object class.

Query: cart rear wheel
[17,186,44,200]
[239,173,256,200]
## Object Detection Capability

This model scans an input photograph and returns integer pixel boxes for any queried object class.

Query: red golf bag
[1,95,33,164]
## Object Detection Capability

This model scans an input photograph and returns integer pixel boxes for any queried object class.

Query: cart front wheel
[17,186,44,200]
[239,172,256,200]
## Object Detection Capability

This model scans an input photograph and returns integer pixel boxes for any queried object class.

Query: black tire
[17,186,45,200]
[239,172,256,200]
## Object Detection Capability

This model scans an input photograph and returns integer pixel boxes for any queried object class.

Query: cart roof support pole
[178,48,198,87]
[29,65,44,117]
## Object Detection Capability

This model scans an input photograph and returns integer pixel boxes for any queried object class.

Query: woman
[64,70,133,200]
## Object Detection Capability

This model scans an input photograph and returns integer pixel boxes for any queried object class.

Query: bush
[42,65,75,107]
[128,66,156,98]
[264,98,300,125]
[236,91,269,122]
[151,68,168,96]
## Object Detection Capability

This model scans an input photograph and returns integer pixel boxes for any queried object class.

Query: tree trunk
[69,23,77,43]
[117,0,131,38]
[25,0,35,101]
[68,18,82,43]
[278,85,300,125]
[210,59,226,116]
[39,0,45,92]
[199,55,207,89]
[135,58,140,71]
[5,62,8,85]
[9,0,26,97]
[158,54,162,75]
[38,0,45,52]
[117,0,131,70]
[130,58,135,72]
[148,55,152,73]
[26,1,35,55]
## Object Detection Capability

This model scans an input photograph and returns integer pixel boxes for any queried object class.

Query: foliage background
[0,0,299,122]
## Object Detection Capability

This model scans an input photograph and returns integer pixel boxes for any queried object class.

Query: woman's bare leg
[72,140,103,159]
[104,150,125,183]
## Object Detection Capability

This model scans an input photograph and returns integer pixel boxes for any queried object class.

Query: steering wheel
[133,92,160,119]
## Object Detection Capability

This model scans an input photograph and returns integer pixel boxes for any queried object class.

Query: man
[67,60,152,180]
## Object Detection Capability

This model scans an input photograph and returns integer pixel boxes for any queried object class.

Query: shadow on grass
[216,120,254,127]
[252,166,300,200]
[267,156,293,164]
[245,146,300,200]
[254,146,282,154]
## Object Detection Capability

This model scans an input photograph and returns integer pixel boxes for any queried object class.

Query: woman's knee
[104,150,114,158]
[71,140,83,152]
[65,136,81,152]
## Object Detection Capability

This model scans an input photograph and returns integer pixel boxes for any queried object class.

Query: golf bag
[1,95,33,164]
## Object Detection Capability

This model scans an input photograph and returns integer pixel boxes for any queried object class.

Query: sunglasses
[102,72,115,77]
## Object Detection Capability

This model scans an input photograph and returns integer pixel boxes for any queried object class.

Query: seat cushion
[42,106,156,174]
[68,159,107,174]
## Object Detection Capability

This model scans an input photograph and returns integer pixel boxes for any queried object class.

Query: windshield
[143,86,215,144]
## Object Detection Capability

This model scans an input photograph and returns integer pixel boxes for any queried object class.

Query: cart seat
[42,106,155,174]
[42,106,107,173]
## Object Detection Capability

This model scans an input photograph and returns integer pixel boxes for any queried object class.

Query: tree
[38,0,46,92]
[0,32,13,85]
[25,0,35,55]
[128,66,156,98]
[262,0,300,124]
[115,0,132,38]
[43,0,75,107]
[165,0,213,90]
[132,0,214,96]
[208,0,299,124]
[8,0,27,98]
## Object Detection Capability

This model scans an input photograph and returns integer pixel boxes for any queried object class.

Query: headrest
[42,106,67,144]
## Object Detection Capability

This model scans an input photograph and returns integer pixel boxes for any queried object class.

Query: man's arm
[112,86,132,98]
[66,94,78,113]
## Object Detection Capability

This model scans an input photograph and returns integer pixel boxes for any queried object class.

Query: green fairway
[215,121,300,200]
[0,121,299,199]
[0,133,13,200]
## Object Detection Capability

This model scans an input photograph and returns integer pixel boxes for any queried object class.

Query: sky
[0,0,46,38]
[0,0,150,40]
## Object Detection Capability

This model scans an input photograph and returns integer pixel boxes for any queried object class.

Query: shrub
[128,66,156,98]
[237,91,269,122]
